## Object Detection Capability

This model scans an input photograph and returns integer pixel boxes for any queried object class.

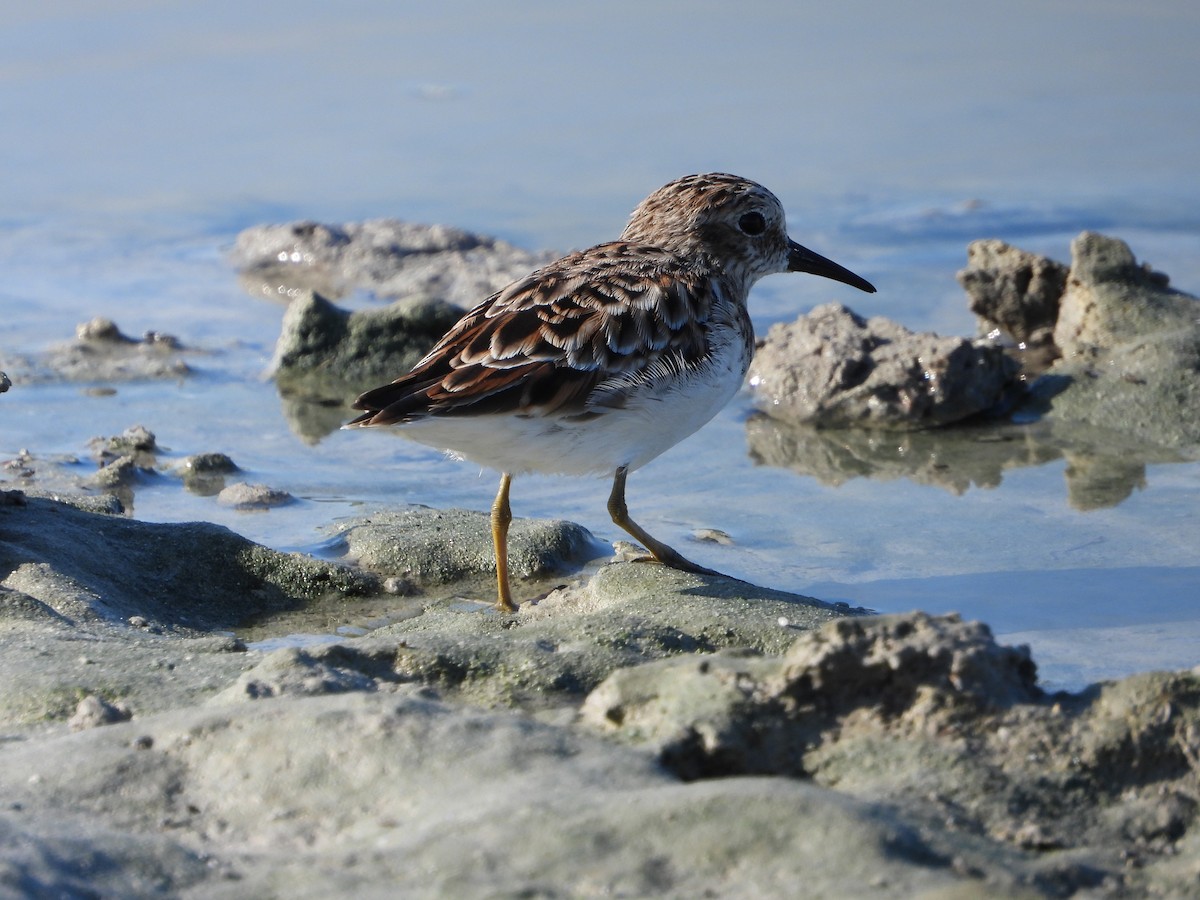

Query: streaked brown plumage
[347,173,875,611]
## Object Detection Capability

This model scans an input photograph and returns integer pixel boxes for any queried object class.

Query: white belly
[397,337,750,477]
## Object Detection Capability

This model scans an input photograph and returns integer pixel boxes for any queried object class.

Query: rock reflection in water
[745,412,1186,510]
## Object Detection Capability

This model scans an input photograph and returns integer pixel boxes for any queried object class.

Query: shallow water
[2,3,1198,691]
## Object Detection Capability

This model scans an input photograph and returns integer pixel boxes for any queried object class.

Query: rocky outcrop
[750,231,1199,452]
[583,612,1200,896]
[268,288,461,389]
[0,317,192,384]
[962,232,1200,451]
[231,218,556,307]
[959,239,1069,349]
[749,303,1018,430]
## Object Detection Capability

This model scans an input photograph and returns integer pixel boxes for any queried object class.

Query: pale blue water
[2,2,1199,690]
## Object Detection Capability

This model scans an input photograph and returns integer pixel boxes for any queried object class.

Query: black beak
[787,239,876,293]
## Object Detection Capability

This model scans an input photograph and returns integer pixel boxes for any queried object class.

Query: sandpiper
[346,173,875,611]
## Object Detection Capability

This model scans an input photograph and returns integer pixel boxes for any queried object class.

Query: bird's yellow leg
[491,473,518,612]
[607,466,721,577]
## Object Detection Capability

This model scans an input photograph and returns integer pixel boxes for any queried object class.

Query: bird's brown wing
[346,243,713,427]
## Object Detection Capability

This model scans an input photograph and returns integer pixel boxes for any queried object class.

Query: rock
[1052,232,1185,357]
[581,612,1041,777]
[88,424,158,463]
[9,435,251,509]
[775,611,1040,710]
[2,490,1197,895]
[231,218,556,308]
[216,482,294,510]
[331,505,602,588]
[208,644,396,703]
[87,454,148,490]
[320,508,864,707]
[749,303,1019,430]
[83,426,161,499]
[176,452,239,496]
[0,692,1007,898]
[692,527,733,545]
[0,318,192,384]
[953,232,1200,450]
[76,317,135,343]
[0,495,375,633]
[1030,233,1200,450]
[371,560,861,707]
[582,611,1200,896]
[268,289,463,440]
[176,452,237,475]
[0,371,10,393]
[0,611,251,730]
[68,694,133,731]
[748,232,1199,448]
[22,490,124,515]
[269,289,461,388]
[958,239,1069,348]
[1,450,36,482]
[0,490,854,719]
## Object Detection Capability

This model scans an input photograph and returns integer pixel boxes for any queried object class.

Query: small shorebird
[346,173,875,611]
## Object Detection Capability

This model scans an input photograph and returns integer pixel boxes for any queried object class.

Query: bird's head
[621,172,875,294]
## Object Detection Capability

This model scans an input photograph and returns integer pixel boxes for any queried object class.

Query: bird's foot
[615,539,725,579]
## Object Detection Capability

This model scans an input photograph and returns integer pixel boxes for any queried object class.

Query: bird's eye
[738,211,767,236]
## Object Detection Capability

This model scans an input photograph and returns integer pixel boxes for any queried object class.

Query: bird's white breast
[397,315,751,477]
